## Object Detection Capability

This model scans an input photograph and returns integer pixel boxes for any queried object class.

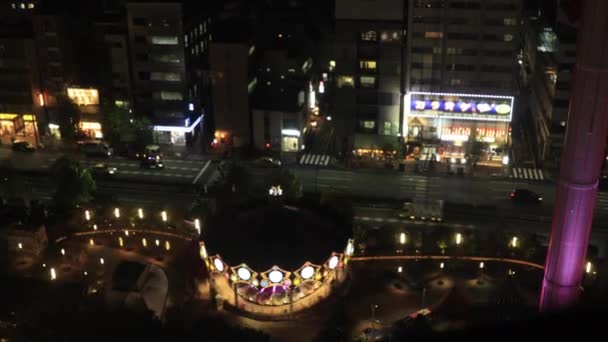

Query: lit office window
[184,34,188,47]
[362,121,376,129]
[424,31,443,39]
[503,18,517,26]
[151,72,181,82]
[359,76,376,88]
[150,36,178,45]
[155,91,183,100]
[337,75,354,88]
[359,60,377,70]
[360,30,377,41]
[504,34,514,42]
[20,3,25,9]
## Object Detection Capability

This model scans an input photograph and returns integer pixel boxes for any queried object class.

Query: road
[0,147,213,184]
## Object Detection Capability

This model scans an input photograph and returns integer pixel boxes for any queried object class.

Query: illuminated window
[184,34,188,47]
[362,121,375,129]
[337,75,354,88]
[20,3,25,9]
[446,48,462,54]
[380,31,401,42]
[424,31,443,39]
[152,54,179,63]
[359,76,376,88]
[504,34,514,42]
[27,2,34,9]
[360,30,377,41]
[329,60,336,71]
[359,60,377,70]
[151,72,181,82]
[249,45,255,55]
[150,36,178,45]
[155,91,183,100]
[384,121,392,135]
[504,18,517,26]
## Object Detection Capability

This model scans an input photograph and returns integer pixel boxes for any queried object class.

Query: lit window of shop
[79,121,103,139]
[337,75,354,88]
[425,31,443,39]
[359,76,376,88]
[360,30,377,41]
[359,60,377,70]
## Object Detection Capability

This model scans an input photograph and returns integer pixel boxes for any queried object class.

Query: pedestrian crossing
[299,154,331,166]
[509,167,545,181]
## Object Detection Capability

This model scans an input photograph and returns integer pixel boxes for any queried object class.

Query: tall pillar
[540,0,608,311]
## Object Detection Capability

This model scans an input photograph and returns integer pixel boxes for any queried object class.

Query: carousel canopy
[205,205,349,270]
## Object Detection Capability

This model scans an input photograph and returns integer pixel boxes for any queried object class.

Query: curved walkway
[350,255,544,269]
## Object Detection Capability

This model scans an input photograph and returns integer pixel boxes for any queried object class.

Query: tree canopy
[50,156,96,210]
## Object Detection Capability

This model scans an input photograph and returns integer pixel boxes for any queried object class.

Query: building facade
[333,0,405,156]
[525,16,576,169]
[126,2,199,147]
[403,0,522,165]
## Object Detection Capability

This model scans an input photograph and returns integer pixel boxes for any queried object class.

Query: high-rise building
[402,0,521,168]
[0,29,42,146]
[333,0,406,157]
[208,18,255,149]
[126,2,198,148]
[525,4,576,170]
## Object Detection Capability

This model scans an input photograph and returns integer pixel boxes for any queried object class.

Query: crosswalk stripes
[509,167,545,180]
[299,154,331,166]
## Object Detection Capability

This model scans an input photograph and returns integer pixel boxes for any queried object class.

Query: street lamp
[161,211,167,223]
[89,239,95,246]
[18,242,22,249]
[100,258,105,265]
[511,236,518,248]
[586,261,592,274]
[269,185,283,196]
[155,239,160,247]
[138,208,144,219]
[114,208,120,219]
[85,210,91,221]
[50,267,57,280]
[165,240,171,251]
[455,233,462,245]
[440,262,445,269]
[399,232,406,245]
[61,248,65,256]
[118,237,124,247]
[194,218,201,234]
[93,224,97,231]
[398,266,403,273]
[142,238,147,247]
[479,262,484,269]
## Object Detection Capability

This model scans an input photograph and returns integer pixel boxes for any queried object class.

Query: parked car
[509,189,543,204]
[12,140,35,152]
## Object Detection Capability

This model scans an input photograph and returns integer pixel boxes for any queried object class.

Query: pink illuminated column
[540,0,608,311]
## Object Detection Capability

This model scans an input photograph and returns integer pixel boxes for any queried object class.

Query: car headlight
[158,163,163,167]
[538,197,543,201]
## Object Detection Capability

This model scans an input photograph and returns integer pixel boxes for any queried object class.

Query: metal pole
[540,0,608,311]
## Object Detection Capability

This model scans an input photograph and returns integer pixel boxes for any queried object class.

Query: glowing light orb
[214,258,224,272]
[328,255,339,269]
[301,266,315,279]
[238,267,252,281]
[268,270,283,283]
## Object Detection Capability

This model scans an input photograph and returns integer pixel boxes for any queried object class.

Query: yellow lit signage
[67,88,99,105]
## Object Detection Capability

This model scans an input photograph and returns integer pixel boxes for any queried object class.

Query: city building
[525,12,576,170]
[403,0,522,166]
[126,2,200,148]
[208,18,255,149]
[0,28,42,146]
[333,0,405,157]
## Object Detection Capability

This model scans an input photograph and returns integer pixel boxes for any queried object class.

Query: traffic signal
[265,142,271,149]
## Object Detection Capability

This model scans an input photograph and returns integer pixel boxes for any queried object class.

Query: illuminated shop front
[153,115,202,146]
[67,88,103,139]
[79,121,103,139]
[404,92,514,163]
[0,113,39,145]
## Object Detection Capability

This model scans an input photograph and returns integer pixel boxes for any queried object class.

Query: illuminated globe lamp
[200,205,352,314]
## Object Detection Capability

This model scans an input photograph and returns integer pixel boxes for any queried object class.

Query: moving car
[79,141,113,158]
[140,156,164,169]
[252,156,281,168]
[90,163,117,177]
[509,189,543,204]
[12,140,35,152]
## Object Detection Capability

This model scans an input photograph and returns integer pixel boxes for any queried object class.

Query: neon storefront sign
[408,92,515,122]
